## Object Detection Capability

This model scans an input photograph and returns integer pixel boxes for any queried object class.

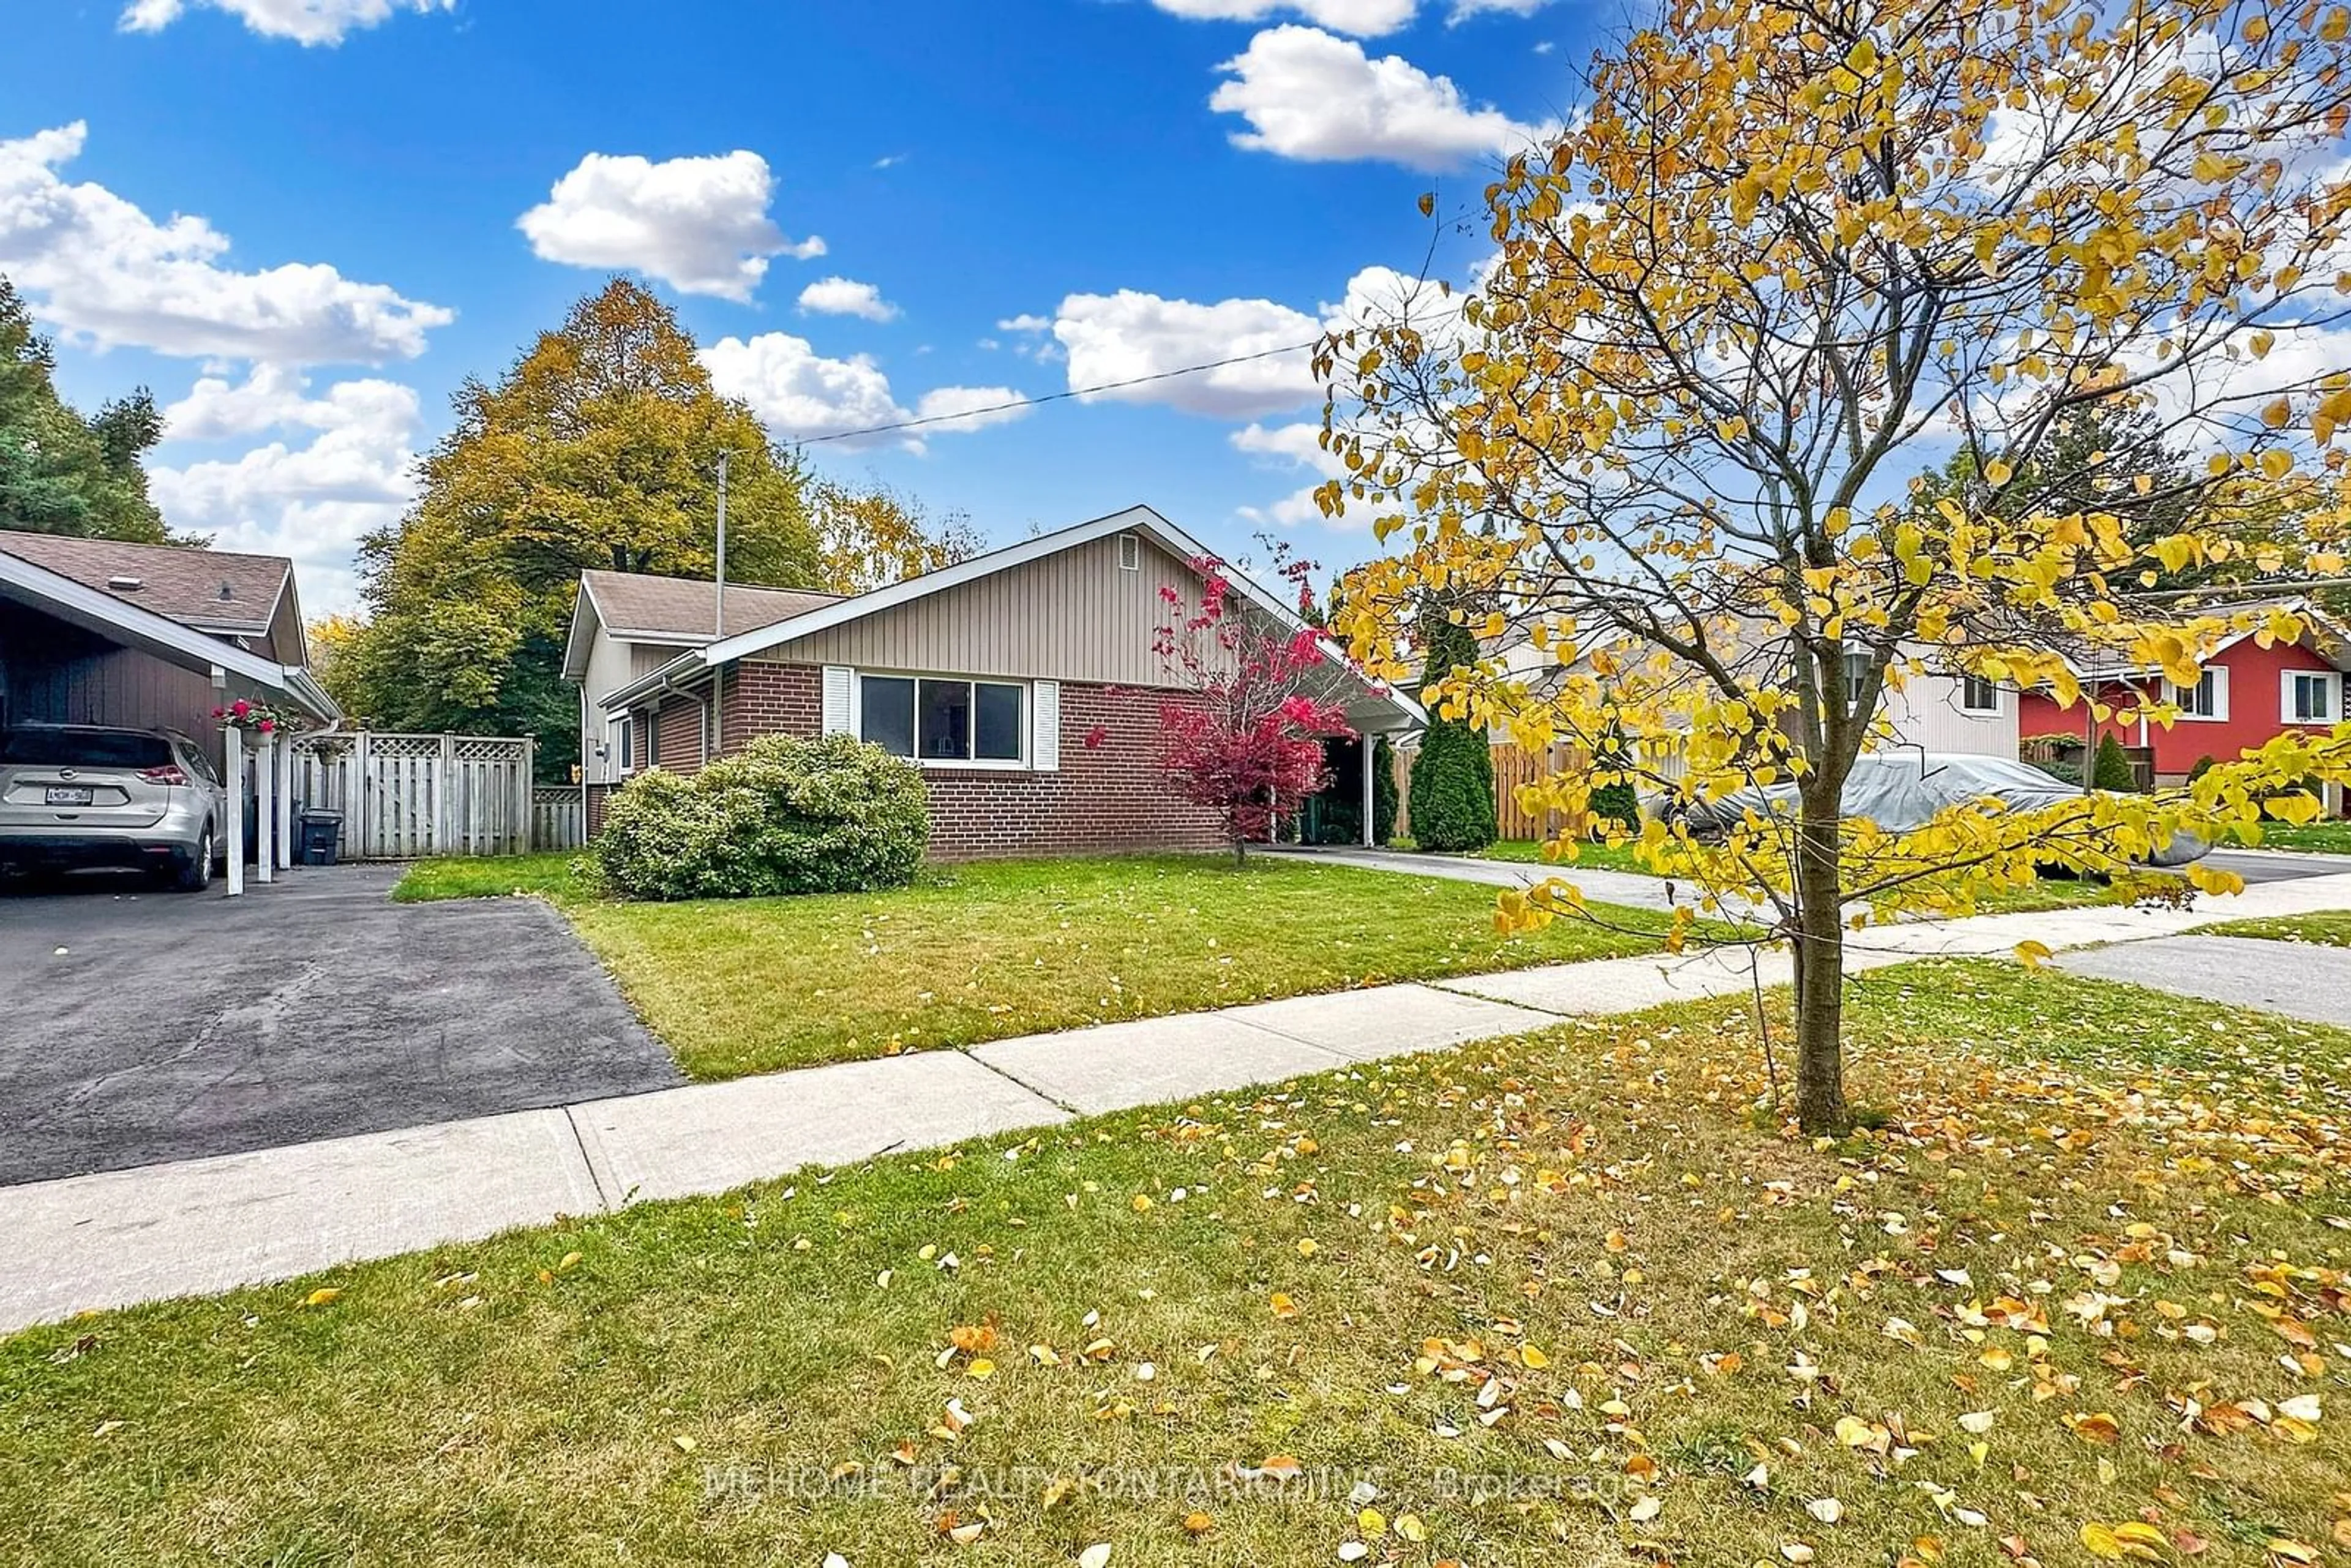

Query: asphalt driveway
[0,865,681,1188]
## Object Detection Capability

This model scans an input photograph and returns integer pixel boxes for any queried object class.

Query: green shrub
[2029,757,2085,787]
[2091,732,2140,792]
[1409,722,1498,852]
[1371,734,1400,846]
[594,733,929,900]
[2186,754,2217,782]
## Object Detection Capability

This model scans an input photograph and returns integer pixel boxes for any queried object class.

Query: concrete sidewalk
[9,870,2351,1334]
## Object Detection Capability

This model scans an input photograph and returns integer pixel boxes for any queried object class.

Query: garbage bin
[298,808,344,866]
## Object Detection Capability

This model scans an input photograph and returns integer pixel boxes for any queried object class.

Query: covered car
[1658,752,2208,866]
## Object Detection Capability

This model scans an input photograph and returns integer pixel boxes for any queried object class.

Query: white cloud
[149,366,422,613]
[1150,0,1416,36]
[1448,0,1553,18]
[0,122,451,363]
[1054,290,1321,418]
[1046,263,1458,419]
[1232,419,1351,527]
[702,331,910,448]
[797,276,899,322]
[997,313,1052,332]
[1209,24,1547,170]
[119,0,452,45]
[518,150,822,302]
[913,384,1030,432]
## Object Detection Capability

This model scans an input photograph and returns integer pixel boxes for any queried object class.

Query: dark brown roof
[580,569,839,641]
[0,528,290,636]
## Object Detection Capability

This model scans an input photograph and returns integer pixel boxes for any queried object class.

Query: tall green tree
[1406,609,1496,853]
[347,280,822,775]
[0,276,168,542]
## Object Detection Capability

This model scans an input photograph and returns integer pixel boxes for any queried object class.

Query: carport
[0,536,340,895]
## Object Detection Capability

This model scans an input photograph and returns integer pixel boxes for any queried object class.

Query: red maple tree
[1151,552,1354,861]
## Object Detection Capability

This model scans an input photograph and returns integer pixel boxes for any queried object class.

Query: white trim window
[2167,667,2229,721]
[2282,669,2343,724]
[608,716,633,774]
[1958,673,2001,715]
[858,673,1028,767]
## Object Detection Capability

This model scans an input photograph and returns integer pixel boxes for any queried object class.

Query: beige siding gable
[753,531,1204,687]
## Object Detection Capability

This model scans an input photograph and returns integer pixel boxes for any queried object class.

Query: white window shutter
[822,666,855,736]
[1032,681,1060,771]
[2210,664,2230,721]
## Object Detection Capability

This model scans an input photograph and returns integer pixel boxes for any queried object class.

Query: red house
[2015,599,2351,801]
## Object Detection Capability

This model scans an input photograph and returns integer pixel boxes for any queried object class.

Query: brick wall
[711,659,1224,860]
[654,699,705,776]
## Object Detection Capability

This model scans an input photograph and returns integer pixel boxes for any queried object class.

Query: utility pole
[711,449,732,759]
[713,449,731,637]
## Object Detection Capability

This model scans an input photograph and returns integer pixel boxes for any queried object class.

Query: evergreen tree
[1370,733,1399,846]
[2092,733,2141,792]
[1407,609,1496,852]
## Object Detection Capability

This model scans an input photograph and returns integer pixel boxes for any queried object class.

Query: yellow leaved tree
[1322,0,2351,1129]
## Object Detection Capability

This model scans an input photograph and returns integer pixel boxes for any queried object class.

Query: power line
[794,337,1324,446]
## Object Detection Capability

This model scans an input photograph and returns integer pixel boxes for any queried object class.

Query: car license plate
[44,786,94,806]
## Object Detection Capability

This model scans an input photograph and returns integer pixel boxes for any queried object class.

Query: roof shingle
[0,528,290,635]
[581,569,838,641]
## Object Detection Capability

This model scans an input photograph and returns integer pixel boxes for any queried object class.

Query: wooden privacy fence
[1393,740,1594,844]
[533,787,588,852]
[288,732,541,859]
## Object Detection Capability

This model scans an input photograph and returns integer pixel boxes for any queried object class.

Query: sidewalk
[9,871,2350,1334]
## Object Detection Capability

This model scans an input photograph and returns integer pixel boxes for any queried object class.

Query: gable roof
[0,536,338,719]
[2044,597,2351,680]
[580,570,840,642]
[0,528,290,639]
[590,504,1426,729]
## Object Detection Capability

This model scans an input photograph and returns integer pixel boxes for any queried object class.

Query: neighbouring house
[2015,598,2351,803]
[1488,622,2020,762]
[0,528,339,767]
[562,505,1424,858]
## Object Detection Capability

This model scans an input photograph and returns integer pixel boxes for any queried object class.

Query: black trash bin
[298,808,344,866]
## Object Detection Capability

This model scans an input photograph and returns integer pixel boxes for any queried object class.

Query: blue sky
[6,0,1610,613]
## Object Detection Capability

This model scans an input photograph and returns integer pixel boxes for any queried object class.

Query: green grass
[1450,836,2129,912]
[2234,819,2351,855]
[388,850,583,902]
[6,958,2344,1566]
[396,852,1676,1080]
[2196,910,2351,947]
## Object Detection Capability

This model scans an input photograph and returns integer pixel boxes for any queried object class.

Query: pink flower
[230,699,251,718]
[1082,724,1109,750]
[211,707,226,719]
[257,718,276,733]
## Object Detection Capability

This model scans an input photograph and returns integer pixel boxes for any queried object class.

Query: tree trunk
[1790,779,1849,1133]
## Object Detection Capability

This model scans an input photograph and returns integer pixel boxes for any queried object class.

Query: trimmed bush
[1371,733,1400,846]
[1408,608,1497,853]
[1410,722,1498,851]
[2091,732,2140,792]
[595,733,929,900]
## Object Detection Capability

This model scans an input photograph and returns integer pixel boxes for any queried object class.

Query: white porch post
[254,730,275,884]
[274,734,294,871]
[1360,730,1375,847]
[223,726,245,897]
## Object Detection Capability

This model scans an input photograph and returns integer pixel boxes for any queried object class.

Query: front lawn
[2234,820,2351,855]
[2197,910,2351,948]
[6,958,2343,1566]
[398,852,1677,1080]
[1455,837,2131,913]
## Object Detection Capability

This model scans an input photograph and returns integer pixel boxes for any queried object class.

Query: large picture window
[861,674,1024,765]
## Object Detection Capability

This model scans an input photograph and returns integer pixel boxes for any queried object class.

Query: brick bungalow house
[561,505,1423,857]
[2014,598,2351,802]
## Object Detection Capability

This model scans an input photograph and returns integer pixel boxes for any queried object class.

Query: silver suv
[0,725,230,891]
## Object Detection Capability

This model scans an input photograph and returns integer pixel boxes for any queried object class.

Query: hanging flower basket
[212,699,302,737]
